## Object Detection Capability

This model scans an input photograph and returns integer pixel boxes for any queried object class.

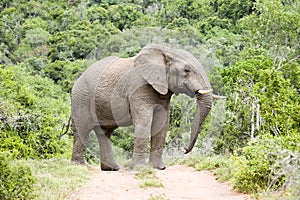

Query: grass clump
[134,166,158,180]
[181,154,234,184]
[148,194,169,200]
[139,180,164,188]
[181,154,232,172]
[134,166,164,188]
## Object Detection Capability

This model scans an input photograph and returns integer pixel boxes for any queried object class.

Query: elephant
[70,44,213,171]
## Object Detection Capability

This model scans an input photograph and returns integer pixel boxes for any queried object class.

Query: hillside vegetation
[0,0,299,199]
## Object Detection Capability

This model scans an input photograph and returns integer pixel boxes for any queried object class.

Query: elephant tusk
[212,94,227,99]
[197,89,213,95]
[197,89,227,99]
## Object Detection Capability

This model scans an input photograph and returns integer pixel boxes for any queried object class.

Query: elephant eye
[184,68,191,73]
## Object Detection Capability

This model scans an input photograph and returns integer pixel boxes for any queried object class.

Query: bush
[181,154,232,171]
[0,151,35,200]
[215,54,300,153]
[232,135,300,194]
[44,60,86,93]
[0,65,71,159]
[232,144,271,193]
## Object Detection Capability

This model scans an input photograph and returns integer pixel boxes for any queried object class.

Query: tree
[108,4,143,31]
[214,51,300,153]
[211,0,254,25]
[239,0,300,69]
[48,20,118,61]
[44,60,86,93]
[14,28,50,63]
[0,7,25,63]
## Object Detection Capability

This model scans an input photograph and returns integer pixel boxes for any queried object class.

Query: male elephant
[71,44,213,171]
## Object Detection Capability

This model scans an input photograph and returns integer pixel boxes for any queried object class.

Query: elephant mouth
[182,83,213,98]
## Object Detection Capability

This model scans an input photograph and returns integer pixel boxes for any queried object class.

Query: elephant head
[134,44,213,154]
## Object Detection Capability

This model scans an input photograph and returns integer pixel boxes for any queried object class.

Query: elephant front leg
[131,125,150,168]
[150,105,169,170]
[131,111,152,168]
[132,137,149,168]
[150,129,167,170]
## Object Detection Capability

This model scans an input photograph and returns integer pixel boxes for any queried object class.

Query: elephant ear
[134,46,171,95]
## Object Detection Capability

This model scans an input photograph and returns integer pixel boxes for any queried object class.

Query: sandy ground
[69,165,252,200]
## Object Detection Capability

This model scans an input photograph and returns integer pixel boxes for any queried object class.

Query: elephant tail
[58,116,72,138]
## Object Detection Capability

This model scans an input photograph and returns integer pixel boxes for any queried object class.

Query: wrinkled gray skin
[71,44,212,171]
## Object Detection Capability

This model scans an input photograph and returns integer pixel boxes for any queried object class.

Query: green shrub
[232,146,271,193]
[111,127,134,155]
[214,54,300,153]
[0,65,71,159]
[44,60,86,93]
[232,134,300,194]
[0,151,35,200]
[182,155,231,171]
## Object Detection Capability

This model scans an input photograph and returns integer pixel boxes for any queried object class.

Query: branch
[276,39,300,71]
[278,54,300,70]
[277,35,289,70]
[272,22,278,69]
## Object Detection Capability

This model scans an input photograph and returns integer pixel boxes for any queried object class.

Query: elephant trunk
[184,91,212,154]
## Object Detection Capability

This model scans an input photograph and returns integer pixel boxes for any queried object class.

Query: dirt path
[69,165,252,200]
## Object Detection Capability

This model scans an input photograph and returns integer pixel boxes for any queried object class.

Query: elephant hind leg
[71,132,86,164]
[95,127,119,171]
[71,119,91,164]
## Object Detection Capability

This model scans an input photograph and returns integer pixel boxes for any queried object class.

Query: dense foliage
[0,65,71,158]
[1,0,299,198]
[0,151,35,199]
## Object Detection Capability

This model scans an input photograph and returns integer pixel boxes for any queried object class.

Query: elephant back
[73,56,120,94]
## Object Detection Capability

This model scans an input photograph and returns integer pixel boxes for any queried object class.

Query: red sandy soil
[69,165,252,200]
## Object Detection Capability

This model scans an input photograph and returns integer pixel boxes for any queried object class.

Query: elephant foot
[150,152,165,170]
[130,162,146,169]
[101,163,120,171]
[131,153,147,169]
[130,158,147,169]
[71,158,86,165]
[150,161,166,170]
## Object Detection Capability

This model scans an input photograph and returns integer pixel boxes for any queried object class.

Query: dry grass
[17,159,93,200]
